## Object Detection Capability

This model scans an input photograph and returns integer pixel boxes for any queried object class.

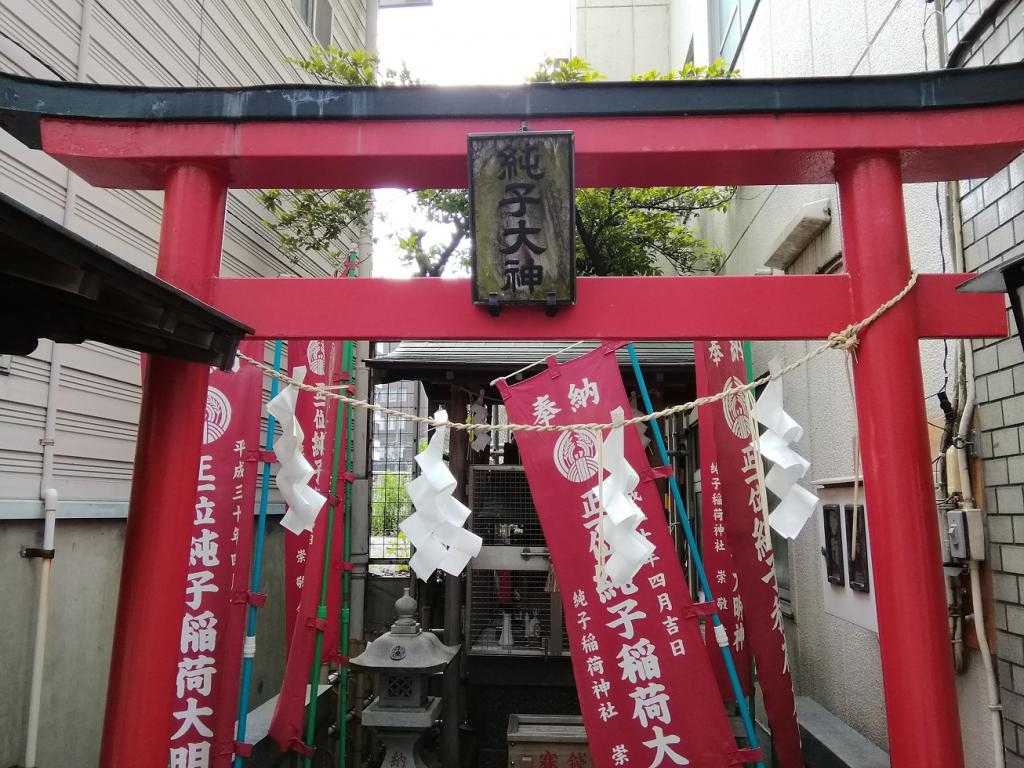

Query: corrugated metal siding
[0,0,367,502]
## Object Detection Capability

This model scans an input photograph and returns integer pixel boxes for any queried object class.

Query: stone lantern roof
[349,589,459,674]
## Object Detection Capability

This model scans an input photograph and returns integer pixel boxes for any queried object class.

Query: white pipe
[24,2,94,764]
[23,489,57,768]
[971,558,1005,768]
[957,338,975,508]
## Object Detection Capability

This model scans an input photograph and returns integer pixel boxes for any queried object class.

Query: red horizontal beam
[41,106,1024,189]
[209,273,1005,342]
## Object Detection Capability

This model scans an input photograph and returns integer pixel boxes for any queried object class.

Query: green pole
[301,355,345,767]
[742,340,760,762]
[337,337,355,768]
[301,252,357,765]
[338,253,358,768]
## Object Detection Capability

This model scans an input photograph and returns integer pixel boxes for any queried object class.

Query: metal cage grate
[468,466,545,548]
[468,569,556,655]
[466,465,567,656]
[369,366,426,573]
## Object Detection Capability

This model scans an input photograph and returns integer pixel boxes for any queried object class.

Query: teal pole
[626,343,765,768]
[233,339,283,767]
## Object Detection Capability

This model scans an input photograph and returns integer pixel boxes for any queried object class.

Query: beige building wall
[0,1,367,765]
[577,2,1000,765]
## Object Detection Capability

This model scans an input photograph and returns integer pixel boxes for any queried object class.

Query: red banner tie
[231,741,254,758]
[231,590,267,608]
[289,737,316,758]
[244,449,276,464]
[305,617,328,632]
[640,465,673,483]
[675,602,716,620]
[729,748,763,765]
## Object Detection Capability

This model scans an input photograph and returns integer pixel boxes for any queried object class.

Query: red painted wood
[39,105,1024,189]
[100,167,227,768]
[208,273,1005,341]
[838,155,965,767]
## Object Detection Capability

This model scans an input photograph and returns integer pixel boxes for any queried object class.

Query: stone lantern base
[361,695,442,768]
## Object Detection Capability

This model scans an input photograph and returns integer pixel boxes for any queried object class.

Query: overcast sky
[371,0,574,277]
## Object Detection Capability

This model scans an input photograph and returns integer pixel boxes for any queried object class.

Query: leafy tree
[260,47,736,276]
[371,471,412,538]
[257,48,416,270]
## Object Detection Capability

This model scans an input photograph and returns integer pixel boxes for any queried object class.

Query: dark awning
[0,192,251,369]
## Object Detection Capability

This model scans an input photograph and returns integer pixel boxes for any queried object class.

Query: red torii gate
[4,64,1024,767]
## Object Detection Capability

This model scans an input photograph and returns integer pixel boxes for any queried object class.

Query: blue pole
[626,343,765,768]
[233,339,283,767]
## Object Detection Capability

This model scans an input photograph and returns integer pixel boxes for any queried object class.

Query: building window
[292,0,332,47]
[709,0,757,69]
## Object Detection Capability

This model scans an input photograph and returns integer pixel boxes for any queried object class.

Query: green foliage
[260,47,736,277]
[396,189,471,277]
[630,59,739,81]
[258,188,372,268]
[284,45,416,86]
[371,471,412,538]
[528,56,604,83]
[257,48,413,271]
[573,186,731,276]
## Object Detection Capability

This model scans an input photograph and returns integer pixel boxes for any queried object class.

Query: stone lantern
[350,588,458,768]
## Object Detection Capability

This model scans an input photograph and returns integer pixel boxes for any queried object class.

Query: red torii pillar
[100,167,228,767]
[7,68,1023,767]
[837,154,964,766]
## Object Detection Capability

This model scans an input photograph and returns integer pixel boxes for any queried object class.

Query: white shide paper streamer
[591,406,656,587]
[469,391,490,453]
[401,410,483,581]
[268,366,328,535]
[756,358,819,539]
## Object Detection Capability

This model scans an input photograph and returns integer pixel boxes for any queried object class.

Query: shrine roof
[0,192,251,368]
[2,63,1024,147]
[4,63,1024,188]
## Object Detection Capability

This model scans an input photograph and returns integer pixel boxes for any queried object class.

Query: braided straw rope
[237,271,918,434]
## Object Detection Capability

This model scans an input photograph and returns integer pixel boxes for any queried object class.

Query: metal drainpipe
[23,486,57,768]
[24,3,95,764]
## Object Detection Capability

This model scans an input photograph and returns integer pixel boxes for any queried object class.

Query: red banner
[283,339,342,648]
[269,339,344,752]
[499,344,752,768]
[169,339,263,768]
[694,340,803,768]
[694,348,752,703]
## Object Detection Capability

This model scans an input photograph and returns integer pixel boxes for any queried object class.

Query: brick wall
[950,0,1024,762]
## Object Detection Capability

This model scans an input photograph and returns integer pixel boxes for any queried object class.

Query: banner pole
[337,335,356,768]
[233,338,283,767]
[626,343,765,768]
[337,252,358,768]
[302,340,346,768]
[740,341,760,753]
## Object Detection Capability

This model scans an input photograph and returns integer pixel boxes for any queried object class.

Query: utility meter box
[507,714,592,768]
[948,508,986,561]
